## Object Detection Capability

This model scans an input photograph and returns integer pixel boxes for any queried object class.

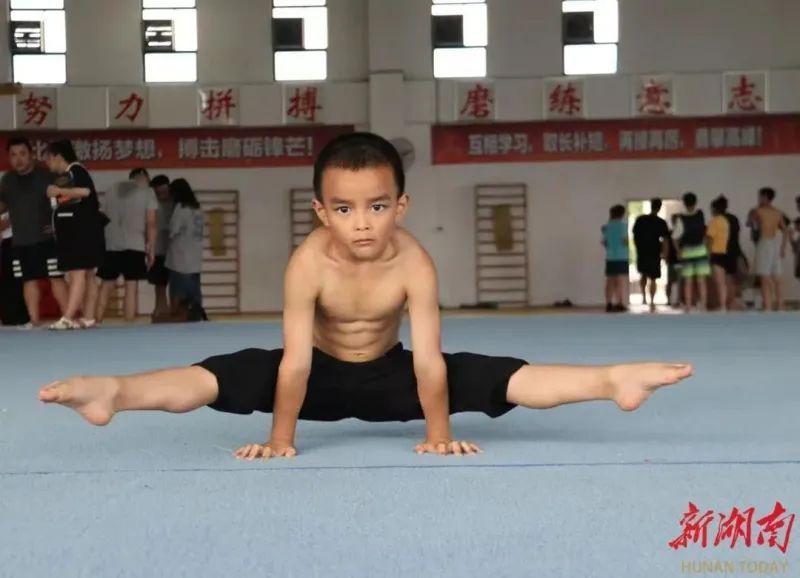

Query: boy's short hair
[6,136,32,152]
[150,174,170,188]
[794,217,800,227]
[312,132,405,201]
[714,195,729,212]
[44,139,78,163]
[682,192,697,208]
[129,167,149,181]
[711,197,726,214]
[759,187,776,201]
[610,204,625,219]
[650,198,662,213]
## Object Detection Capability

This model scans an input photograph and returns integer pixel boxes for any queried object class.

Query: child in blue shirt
[602,204,629,312]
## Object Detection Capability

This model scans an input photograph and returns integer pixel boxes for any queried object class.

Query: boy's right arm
[268,248,318,455]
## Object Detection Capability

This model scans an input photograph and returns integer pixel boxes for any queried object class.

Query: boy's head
[711,197,726,215]
[311,132,409,260]
[609,204,625,220]
[650,198,662,214]
[758,187,775,206]
[150,174,171,201]
[682,192,697,210]
[129,167,150,187]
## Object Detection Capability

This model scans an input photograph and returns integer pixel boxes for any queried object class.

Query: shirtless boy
[39,132,693,459]
[750,187,789,311]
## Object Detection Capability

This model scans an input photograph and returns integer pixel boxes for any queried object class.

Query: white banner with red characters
[431,114,800,164]
[283,84,325,125]
[15,88,57,130]
[456,81,495,122]
[635,75,674,116]
[543,79,584,120]
[198,87,239,126]
[107,88,149,128]
[725,71,767,114]
[0,125,353,169]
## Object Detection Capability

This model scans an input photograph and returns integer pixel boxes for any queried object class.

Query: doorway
[626,198,682,307]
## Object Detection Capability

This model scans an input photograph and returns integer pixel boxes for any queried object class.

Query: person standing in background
[148,174,173,322]
[44,140,106,330]
[601,204,629,313]
[166,178,206,321]
[0,137,68,328]
[673,192,710,313]
[632,198,669,312]
[706,197,730,312]
[94,167,157,324]
[750,187,789,311]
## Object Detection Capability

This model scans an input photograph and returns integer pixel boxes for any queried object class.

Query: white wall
[619,0,800,74]
[66,0,142,86]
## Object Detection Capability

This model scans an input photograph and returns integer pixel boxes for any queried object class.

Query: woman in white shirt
[166,178,206,320]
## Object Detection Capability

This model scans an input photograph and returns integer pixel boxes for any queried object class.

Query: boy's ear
[311,198,329,227]
[395,193,410,220]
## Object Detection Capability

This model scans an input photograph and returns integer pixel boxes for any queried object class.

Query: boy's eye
[335,206,350,215]
[371,204,387,212]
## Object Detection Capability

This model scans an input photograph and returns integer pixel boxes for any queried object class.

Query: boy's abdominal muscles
[313,314,402,362]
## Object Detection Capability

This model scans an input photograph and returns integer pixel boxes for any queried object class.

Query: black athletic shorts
[605,260,628,277]
[11,239,63,281]
[97,250,148,281]
[636,254,661,279]
[710,253,728,270]
[195,342,528,422]
[147,255,169,287]
[54,208,105,271]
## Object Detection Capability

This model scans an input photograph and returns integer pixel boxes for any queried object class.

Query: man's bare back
[294,226,429,362]
[755,205,785,239]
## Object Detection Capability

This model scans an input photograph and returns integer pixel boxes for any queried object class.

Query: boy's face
[758,193,769,206]
[313,165,408,260]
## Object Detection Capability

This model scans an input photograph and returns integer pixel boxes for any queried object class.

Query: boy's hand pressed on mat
[415,440,482,456]
[234,441,297,460]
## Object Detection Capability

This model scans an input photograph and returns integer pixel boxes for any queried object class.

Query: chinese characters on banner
[544,79,584,119]
[431,114,800,164]
[457,82,495,122]
[108,88,149,128]
[725,72,766,114]
[283,85,325,124]
[198,87,239,126]
[668,501,795,554]
[636,76,674,116]
[0,126,353,169]
[16,88,57,130]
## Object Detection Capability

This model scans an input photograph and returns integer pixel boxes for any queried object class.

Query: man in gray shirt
[95,167,157,323]
[0,137,68,327]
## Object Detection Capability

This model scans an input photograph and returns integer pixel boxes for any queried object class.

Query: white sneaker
[48,317,79,331]
[16,322,35,331]
[78,318,98,329]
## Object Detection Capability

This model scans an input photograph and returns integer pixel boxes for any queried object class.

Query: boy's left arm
[406,250,481,456]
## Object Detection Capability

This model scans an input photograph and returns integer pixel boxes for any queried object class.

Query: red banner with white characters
[431,114,800,164]
[0,125,354,170]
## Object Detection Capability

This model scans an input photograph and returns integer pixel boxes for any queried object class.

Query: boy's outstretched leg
[506,362,692,411]
[38,367,218,425]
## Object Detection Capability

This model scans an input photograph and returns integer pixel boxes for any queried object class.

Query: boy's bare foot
[38,376,120,425]
[609,363,693,411]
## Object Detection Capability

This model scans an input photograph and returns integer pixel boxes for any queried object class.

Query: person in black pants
[0,213,30,326]
[44,140,106,330]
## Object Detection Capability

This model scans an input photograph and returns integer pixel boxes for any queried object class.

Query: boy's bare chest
[317,267,407,321]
